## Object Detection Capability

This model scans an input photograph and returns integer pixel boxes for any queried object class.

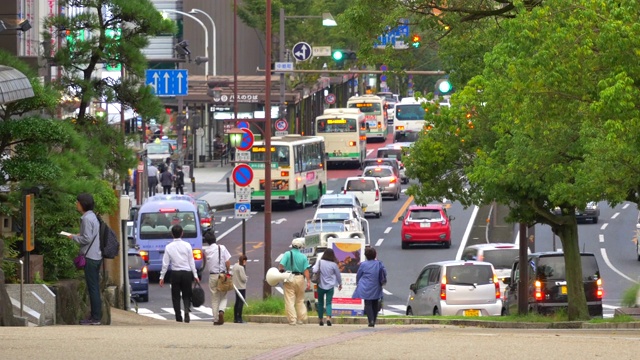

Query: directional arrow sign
[271,218,287,225]
[145,69,188,96]
[292,42,312,62]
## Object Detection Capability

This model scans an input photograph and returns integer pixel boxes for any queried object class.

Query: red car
[399,204,454,249]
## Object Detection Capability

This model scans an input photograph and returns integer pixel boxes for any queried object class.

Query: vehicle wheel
[312,183,323,205]
[140,295,149,303]
[376,211,382,218]
[637,245,640,261]
[501,308,507,316]
[433,307,441,316]
[306,301,312,312]
[394,191,400,201]
[401,241,408,250]
[593,217,599,224]
[406,307,413,316]
[299,187,307,209]
[443,241,451,249]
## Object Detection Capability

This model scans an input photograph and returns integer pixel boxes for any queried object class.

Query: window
[364,167,393,177]
[128,254,146,268]
[446,265,493,285]
[408,209,443,221]
[139,211,197,239]
[416,268,431,289]
[317,118,358,133]
[395,104,425,120]
[428,267,441,285]
[482,249,519,269]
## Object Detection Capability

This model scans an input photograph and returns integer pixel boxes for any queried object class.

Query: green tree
[405,0,640,320]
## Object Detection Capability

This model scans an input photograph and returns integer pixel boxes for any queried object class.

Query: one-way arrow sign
[145,69,188,96]
[292,42,312,61]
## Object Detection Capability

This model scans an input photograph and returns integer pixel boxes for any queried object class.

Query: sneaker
[319,319,324,326]
[80,319,100,325]
[327,319,332,327]
[296,320,304,325]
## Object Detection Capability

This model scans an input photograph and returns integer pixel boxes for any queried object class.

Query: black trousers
[163,185,172,194]
[364,299,379,325]
[170,270,193,321]
[234,289,246,321]
[175,186,184,194]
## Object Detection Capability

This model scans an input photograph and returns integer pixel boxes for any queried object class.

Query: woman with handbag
[202,231,231,325]
[352,247,387,328]
[312,249,342,326]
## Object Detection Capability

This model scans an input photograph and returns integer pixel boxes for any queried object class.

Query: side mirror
[398,215,404,221]
[503,277,511,286]
[409,283,416,292]
[340,187,345,191]
[361,203,367,208]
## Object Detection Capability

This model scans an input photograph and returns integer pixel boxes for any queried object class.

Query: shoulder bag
[73,231,97,270]
[311,260,321,284]
[216,244,234,292]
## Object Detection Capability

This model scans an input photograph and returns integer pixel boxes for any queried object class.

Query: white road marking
[600,223,608,230]
[382,289,392,295]
[326,189,334,194]
[623,203,630,209]
[388,304,407,312]
[140,313,167,320]
[612,212,620,219]
[217,220,244,241]
[599,234,604,243]
[603,304,620,310]
[194,306,213,316]
[366,149,374,156]
[600,248,638,284]
[375,238,384,246]
[456,206,480,260]
[384,227,392,234]
[220,216,227,222]
[250,211,258,215]
[275,286,284,295]
[136,308,154,314]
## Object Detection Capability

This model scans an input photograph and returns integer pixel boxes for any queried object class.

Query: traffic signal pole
[257,68,446,75]
[279,8,286,129]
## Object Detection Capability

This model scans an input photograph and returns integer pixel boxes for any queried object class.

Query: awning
[0,65,34,104]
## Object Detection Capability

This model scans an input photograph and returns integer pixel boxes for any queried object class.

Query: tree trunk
[556,220,590,320]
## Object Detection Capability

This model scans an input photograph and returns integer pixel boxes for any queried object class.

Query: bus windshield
[348,102,381,114]
[250,145,290,166]
[317,118,358,133]
[139,211,198,239]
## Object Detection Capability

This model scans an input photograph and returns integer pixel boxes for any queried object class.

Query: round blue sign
[232,164,254,187]
[236,128,254,151]
[237,121,249,129]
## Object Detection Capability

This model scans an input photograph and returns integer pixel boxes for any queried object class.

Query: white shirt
[204,244,231,273]
[160,238,198,280]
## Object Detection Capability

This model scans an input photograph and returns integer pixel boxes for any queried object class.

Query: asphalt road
[137,134,640,321]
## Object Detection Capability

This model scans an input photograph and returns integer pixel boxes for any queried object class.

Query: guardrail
[2,258,24,317]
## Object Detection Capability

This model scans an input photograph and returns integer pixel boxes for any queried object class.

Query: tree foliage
[405,0,640,320]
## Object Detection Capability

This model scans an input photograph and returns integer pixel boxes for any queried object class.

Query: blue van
[135,199,203,277]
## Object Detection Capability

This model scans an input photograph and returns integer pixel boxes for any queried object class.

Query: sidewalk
[192,160,236,211]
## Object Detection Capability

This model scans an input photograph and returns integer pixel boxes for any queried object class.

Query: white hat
[291,238,305,249]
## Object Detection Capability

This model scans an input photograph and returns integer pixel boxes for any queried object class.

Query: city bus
[249,134,327,209]
[393,97,429,142]
[315,108,367,168]
[346,94,389,142]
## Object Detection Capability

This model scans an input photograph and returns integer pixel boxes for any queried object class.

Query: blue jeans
[317,287,335,319]
[84,258,102,321]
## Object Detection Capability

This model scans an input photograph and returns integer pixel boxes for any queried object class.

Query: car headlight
[586,203,597,210]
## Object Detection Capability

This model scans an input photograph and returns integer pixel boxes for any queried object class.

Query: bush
[621,284,640,307]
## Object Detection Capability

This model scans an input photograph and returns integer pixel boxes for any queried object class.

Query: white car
[341,176,383,218]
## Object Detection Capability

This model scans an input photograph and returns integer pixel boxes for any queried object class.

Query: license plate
[420,222,431,228]
[561,286,567,295]
[464,309,480,317]
[362,206,367,212]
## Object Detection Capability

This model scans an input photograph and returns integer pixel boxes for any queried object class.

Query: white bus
[249,134,327,209]
[346,94,389,141]
[315,108,367,168]
[393,97,429,142]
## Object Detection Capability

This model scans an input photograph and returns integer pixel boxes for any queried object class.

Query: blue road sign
[232,164,254,187]
[145,69,188,96]
[292,42,312,61]
[374,24,410,49]
[234,203,251,218]
[237,121,249,129]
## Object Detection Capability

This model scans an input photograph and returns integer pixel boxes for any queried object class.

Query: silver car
[406,260,502,317]
[362,165,401,200]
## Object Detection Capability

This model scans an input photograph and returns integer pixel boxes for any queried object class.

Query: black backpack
[97,215,119,259]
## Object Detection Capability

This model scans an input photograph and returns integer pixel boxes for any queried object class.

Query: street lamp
[278,9,337,130]
[162,10,209,77]
[0,19,31,33]
[189,9,217,76]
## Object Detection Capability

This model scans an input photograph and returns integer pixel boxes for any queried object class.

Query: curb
[211,202,236,212]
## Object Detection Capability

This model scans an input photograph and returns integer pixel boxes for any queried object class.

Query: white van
[341,176,383,218]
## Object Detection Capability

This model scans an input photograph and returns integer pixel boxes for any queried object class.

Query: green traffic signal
[438,80,452,93]
[332,50,344,61]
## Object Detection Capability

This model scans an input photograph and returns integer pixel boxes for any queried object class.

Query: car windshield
[345,179,376,191]
[377,149,402,160]
[146,144,171,154]
[536,255,600,281]
[447,265,494,285]
[482,249,519,270]
[363,160,395,169]
[320,198,355,207]
[395,132,420,142]
[305,222,346,234]
[128,254,145,268]
[408,209,442,221]
[139,211,198,239]
[315,212,351,221]
[364,167,393,177]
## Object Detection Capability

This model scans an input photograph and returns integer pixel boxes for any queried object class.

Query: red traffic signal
[411,34,421,48]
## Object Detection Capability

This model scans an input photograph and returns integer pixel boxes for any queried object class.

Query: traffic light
[174,40,191,61]
[105,28,121,71]
[332,50,344,61]
[411,34,421,48]
[435,78,453,96]
[331,50,356,69]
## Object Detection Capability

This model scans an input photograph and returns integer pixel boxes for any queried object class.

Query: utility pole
[518,222,529,315]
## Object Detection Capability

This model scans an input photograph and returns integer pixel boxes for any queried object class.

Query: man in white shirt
[203,231,231,325]
[159,224,200,323]
[147,164,159,196]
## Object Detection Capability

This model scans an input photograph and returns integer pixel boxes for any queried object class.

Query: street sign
[274,62,294,72]
[234,203,251,219]
[145,69,188,96]
[292,42,312,61]
[196,128,205,137]
[325,93,336,105]
[237,121,249,129]
[232,164,254,187]
[313,46,331,57]
[236,128,255,152]
[236,150,250,162]
[275,131,288,136]
[275,119,289,132]
[235,186,251,203]
[374,23,410,50]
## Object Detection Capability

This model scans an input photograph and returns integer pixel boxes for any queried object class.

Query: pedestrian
[160,167,173,194]
[352,247,387,328]
[124,168,132,195]
[159,224,200,323]
[165,157,176,174]
[278,238,311,325]
[174,166,185,194]
[232,254,248,323]
[202,231,231,325]
[147,163,158,196]
[312,248,342,326]
[67,193,102,325]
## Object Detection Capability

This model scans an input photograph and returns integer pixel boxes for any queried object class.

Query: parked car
[317,193,366,220]
[362,165,401,200]
[406,260,502,316]
[341,176,383,218]
[196,199,215,232]
[398,204,454,249]
[503,252,603,317]
[552,202,600,223]
[128,248,149,302]
[461,243,528,298]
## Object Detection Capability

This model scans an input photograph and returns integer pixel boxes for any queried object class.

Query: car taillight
[314,284,318,299]
[375,190,380,201]
[396,126,405,131]
[193,249,203,261]
[349,141,356,146]
[596,278,603,299]
[390,177,397,184]
[534,280,543,301]
[140,251,149,263]
[494,275,500,299]
[201,218,211,225]
[378,122,382,129]
[141,266,148,280]
[440,278,447,300]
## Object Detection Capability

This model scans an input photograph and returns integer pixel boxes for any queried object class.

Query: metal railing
[2,258,24,317]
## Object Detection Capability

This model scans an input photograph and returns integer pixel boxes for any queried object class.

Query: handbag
[311,260,321,284]
[191,282,205,307]
[216,244,234,292]
[73,230,98,270]
[378,260,387,286]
